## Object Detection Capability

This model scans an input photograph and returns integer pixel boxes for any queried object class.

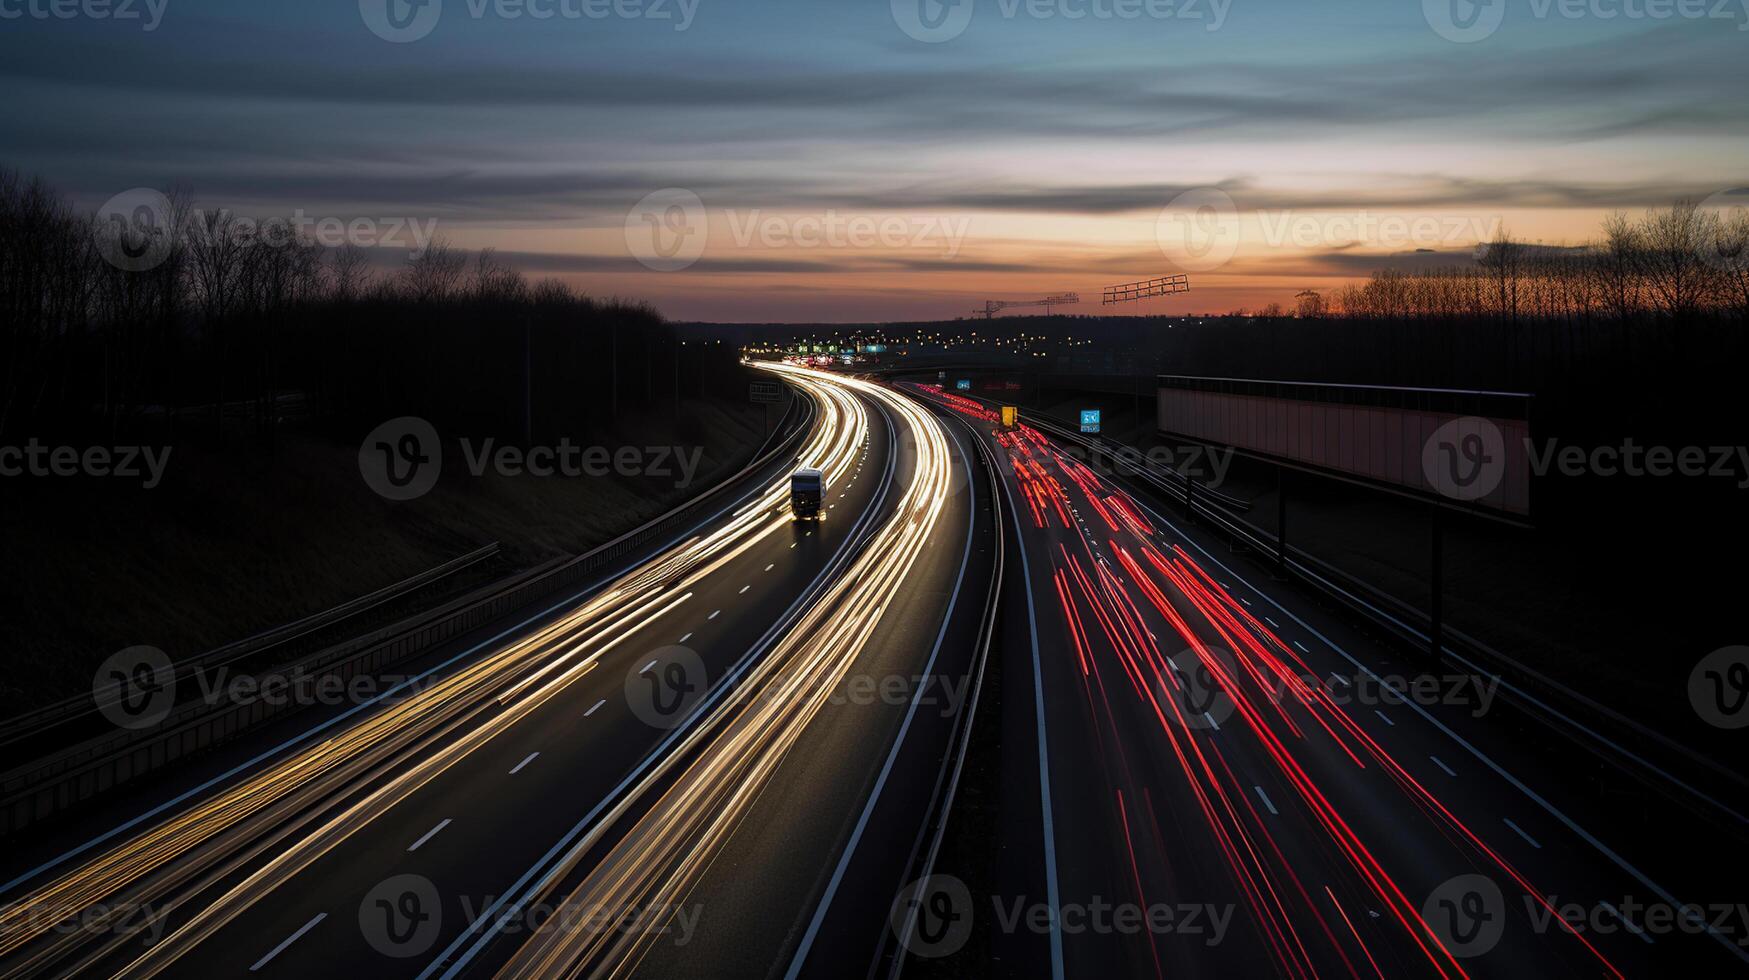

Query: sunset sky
[3,0,1745,320]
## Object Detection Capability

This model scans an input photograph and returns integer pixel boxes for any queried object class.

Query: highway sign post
[750,381,784,440]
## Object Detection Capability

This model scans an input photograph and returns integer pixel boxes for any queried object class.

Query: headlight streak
[906,387,1625,980]
[488,366,955,980]
[0,371,871,978]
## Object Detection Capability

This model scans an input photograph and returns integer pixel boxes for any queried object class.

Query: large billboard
[1158,376,1532,517]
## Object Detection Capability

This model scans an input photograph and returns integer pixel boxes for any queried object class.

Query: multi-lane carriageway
[0,364,995,979]
[0,365,1742,979]
[907,380,1746,980]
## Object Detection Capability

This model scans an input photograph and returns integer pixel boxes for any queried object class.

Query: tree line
[1320,202,1749,324]
[0,168,739,448]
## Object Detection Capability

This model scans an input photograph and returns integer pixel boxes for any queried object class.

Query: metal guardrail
[0,542,504,748]
[1075,426,1749,822]
[0,390,815,837]
[885,410,1006,980]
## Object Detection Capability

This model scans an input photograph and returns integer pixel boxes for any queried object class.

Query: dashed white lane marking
[251,913,326,971]
[739,585,750,595]
[1203,713,1221,731]
[1373,710,1395,727]
[408,818,452,853]
[1265,616,1280,628]
[1330,673,1352,688]
[1239,597,1251,606]
[764,563,774,572]
[1504,818,1542,849]
[790,543,797,549]
[509,752,540,775]
[1255,786,1279,816]
[679,632,693,644]
[1293,640,1310,653]
[709,609,721,620]
[585,699,606,717]
[1431,756,1457,778]
[640,660,657,674]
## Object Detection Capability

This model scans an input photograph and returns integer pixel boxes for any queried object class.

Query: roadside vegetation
[0,167,763,709]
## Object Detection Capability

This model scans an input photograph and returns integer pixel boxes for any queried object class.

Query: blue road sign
[1080,409,1102,434]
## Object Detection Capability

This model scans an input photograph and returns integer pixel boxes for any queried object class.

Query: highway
[4,366,1740,980]
[903,384,1745,980]
[0,365,989,979]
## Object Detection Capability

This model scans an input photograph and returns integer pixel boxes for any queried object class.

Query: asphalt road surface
[0,366,987,980]
[901,383,1748,980]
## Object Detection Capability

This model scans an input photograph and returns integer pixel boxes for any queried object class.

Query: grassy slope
[0,396,768,712]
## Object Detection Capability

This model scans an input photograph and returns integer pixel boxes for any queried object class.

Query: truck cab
[790,468,825,520]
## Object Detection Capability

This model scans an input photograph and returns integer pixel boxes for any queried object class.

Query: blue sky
[3,0,1745,319]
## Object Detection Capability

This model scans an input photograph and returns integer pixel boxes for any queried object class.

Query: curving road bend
[0,366,979,980]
